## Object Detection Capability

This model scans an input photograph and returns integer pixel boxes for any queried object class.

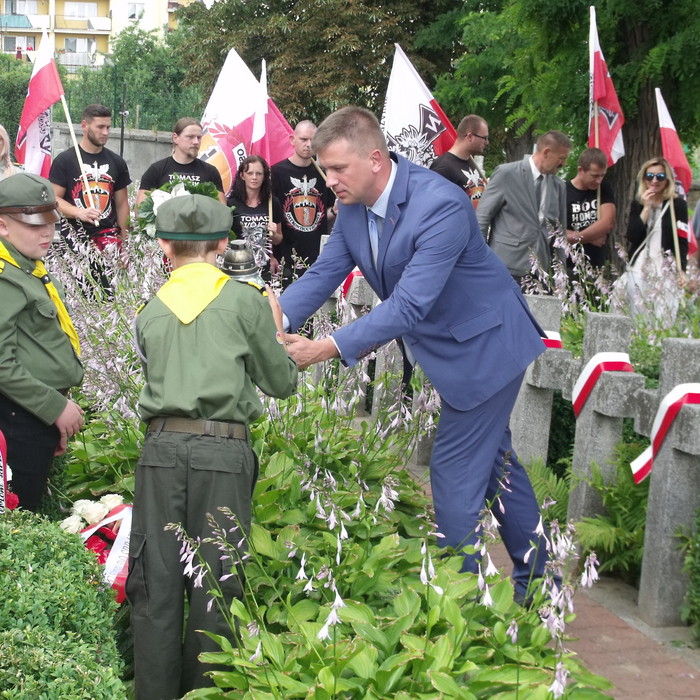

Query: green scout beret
[156,193,232,240]
[0,173,59,225]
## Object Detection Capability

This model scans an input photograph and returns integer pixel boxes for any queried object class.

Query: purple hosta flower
[541,497,556,512]
[374,477,399,514]
[481,584,493,607]
[477,562,485,591]
[331,584,346,610]
[507,619,518,645]
[336,533,342,566]
[296,552,308,581]
[581,552,600,588]
[316,565,333,587]
[540,606,565,638]
[246,621,259,639]
[352,490,366,518]
[419,541,444,595]
[483,552,499,578]
[249,641,262,662]
[549,661,569,698]
[303,578,315,594]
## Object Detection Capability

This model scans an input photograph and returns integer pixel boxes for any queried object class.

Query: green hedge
[0,509,126,699]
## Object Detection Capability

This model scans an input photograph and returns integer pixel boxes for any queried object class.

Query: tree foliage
[174,0,457,125]
[63,25,203,132]
[0,54,32,145]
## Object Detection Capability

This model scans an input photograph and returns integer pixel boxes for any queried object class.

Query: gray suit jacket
[477,155,567,278]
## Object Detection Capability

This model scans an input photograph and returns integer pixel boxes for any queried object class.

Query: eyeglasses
[470,133,489,143]
[644,172,667,182]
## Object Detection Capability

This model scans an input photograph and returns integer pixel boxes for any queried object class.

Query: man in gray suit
[477,131,571,285]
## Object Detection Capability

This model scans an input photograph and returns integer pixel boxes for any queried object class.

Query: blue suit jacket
[280,154,545,412]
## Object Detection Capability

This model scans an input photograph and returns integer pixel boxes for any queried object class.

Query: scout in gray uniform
[0,173,84,511]
[126,194,297,700]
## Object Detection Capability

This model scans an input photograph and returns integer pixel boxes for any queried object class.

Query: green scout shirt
[136,272,298,424]
[0,241,84,424]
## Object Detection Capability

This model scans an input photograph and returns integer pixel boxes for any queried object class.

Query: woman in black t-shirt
[227,156,283,276]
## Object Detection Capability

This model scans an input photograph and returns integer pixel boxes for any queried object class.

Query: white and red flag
[381,43,456,168]
[15,31,64,178]
[588,6,624,166]
[655,88,697,254]
[198,47,294,196]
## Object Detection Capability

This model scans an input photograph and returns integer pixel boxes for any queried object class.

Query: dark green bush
[0,509,125,699]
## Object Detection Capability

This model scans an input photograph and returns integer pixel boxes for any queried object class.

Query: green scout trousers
[126,428,258,700]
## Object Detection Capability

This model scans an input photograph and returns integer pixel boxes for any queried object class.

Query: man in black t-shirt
[566,147,616,269]
[430,115,488,210]
[50,103,131,247]
[271,120,335,273]
[136,118,226,210]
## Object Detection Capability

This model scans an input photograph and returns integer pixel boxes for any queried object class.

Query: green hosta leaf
[345,645,379,679]
[428,634,454,672]
[352,622,391,654]
[337,601,376,625]
[289,598,320,623]
[493,620,507,645]
[249,523,282,559]
[475,664,550,685]
[377,649,422,673]
[393,586,421,618]
[428,669,462,696]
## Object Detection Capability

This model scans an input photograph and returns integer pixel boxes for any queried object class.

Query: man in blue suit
[280,106,551,600]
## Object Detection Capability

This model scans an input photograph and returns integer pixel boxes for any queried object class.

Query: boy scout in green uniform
[126,194,297,699]
[0,173,84,511]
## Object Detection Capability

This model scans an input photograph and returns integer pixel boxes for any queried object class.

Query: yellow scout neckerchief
[156,262,230,324]
[0,240,81,356]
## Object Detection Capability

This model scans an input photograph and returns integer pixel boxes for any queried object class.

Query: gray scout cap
[155,193,232,240]
[0,172,60,225]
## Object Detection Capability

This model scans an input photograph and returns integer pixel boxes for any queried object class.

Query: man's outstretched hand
[284,335,339,369]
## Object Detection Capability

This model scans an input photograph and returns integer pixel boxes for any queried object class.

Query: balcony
[54,15,110,32]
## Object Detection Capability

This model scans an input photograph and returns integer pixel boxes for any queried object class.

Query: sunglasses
[644,172,667,182]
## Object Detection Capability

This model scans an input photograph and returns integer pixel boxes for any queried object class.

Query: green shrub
[680,505,700,643]
[575,441,650,586]
[0,509,125,699]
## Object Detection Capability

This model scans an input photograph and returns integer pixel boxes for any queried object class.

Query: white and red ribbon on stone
[341,268,364,299]
[81,503,132,603]
[630,383,700,484]
[572,352,634,417]
[541,331,563,349]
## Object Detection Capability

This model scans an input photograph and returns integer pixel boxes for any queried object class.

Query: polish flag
[198,48,293,196]
[15,31,64,178]
[655,88,697,254]
[381,43,456,168]
[588,6,625,166]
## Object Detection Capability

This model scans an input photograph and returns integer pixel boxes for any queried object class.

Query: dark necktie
[535,174,544,207]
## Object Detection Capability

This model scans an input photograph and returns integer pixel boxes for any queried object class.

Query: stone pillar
[566,312,645,523]
[638,338,700,626]
[511,295,569,465]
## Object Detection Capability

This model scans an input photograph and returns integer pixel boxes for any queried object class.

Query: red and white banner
[381,43,456,168]
[198,48,294,196]
[0,429,19,513]
[15,31,64,178]
[81,503,132,603]
[588,6,624,166]
[655,87,692,196]
[542,331,563,349]
[630,384,700,484]
[572,351,634,417]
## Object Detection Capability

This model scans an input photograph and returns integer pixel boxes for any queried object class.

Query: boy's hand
[54,399,84,455]
[265,285,284,334]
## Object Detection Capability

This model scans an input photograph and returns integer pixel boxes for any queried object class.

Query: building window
[64,36,89,53]
[64,2,98,18]
[4,35,36,52]
[12,1,39,14]
[128,3,145,20]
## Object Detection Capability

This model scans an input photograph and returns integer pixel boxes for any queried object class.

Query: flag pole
[594,102,601,221]
[312,157,337,196]
[59,95,97,212]
[669,197,684,282]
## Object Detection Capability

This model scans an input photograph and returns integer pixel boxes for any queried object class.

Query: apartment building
[0,0,192,71]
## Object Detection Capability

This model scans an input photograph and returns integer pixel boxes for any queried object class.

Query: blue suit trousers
[430,372,548,597]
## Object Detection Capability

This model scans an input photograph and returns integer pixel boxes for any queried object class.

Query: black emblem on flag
[385,103,446,167]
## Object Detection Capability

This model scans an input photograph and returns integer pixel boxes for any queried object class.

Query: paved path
[404,460,700,698]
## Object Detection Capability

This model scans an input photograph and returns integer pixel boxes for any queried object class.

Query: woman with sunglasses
[626,156,688,273]
[621,156,688,319]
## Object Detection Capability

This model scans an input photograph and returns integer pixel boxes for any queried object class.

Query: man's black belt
[148,417,247,440]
